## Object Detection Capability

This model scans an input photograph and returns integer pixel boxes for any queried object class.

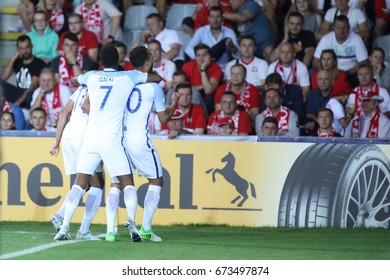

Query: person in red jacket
[57,13,99,63]
[207,91,252,135]
[161,83,207,135]
[311,49,351,97]
[214,64,260,120]
[182,43,222,115]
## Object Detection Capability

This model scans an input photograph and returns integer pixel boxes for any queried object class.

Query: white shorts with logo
[76,134,132,177]
[62,138,103,175]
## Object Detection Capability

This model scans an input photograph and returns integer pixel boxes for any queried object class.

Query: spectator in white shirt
[224,35,269,90]
[148,39,176,93]
[267,42,310,101]
[131,13,184,65]
[320,0,370,40]
[313,15,368,87]
[345,92,390,139]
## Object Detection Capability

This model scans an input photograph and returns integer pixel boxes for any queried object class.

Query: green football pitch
[0,221,389,260]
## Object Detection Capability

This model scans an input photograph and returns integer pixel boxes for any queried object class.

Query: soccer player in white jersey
[49,85,105,241]
[109,46,181,242]
[54,44,161,241]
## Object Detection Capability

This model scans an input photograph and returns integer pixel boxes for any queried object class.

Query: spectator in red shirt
[183,0,231,37]
[207,91,252,135]
[158,109,194,139]
[214,64,260,120]
[373,0,390,38]
[311,49,350,97]
[162,83,206,135]
[182,43,222,115]
[57,13,99,62]
[194,0,236,31]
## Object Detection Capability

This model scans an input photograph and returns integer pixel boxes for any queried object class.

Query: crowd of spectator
[1,0,390,139]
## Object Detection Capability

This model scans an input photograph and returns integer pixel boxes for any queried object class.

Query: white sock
[79,187,103,234]
[58,188,86,218]
[62,185,84,229]
[142,185,161,231]
[123,185,137,221]
[106,187,121,234]
[57,200,66,218]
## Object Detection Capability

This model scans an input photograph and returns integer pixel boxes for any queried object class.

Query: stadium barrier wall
[1,132,389,228]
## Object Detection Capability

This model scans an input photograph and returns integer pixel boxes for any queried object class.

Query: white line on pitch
[0,233,106,260]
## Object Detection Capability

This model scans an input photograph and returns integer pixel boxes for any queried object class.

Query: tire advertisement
[278,143,390,229]
[1,135,389,229]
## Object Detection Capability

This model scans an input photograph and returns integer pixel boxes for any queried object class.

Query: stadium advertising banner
[1,136,390,228]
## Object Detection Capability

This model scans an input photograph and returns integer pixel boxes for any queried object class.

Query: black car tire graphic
[278,143,390,228]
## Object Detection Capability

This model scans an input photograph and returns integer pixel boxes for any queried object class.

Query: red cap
[171,109,184,120]
[217,117,235,129]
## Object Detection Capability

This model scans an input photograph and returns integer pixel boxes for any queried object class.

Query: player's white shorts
[62,138,103,175]
[76,134,133,177]
[124,134,162,179]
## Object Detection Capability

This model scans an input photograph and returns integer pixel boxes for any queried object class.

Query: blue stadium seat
[124,5,158,30]
[165,4,197,31]
[123,5,158,49]
[177,30,192,50]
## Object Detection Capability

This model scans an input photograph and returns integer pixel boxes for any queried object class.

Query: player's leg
[50,197,67,232]
[105,181,121,241]
[140,177,163,242]
[61,138,103,238]
[129,144,163,242]
[117,174,142,243]
[101,135,139,241]
[77,167,105,240]
[51,138,80,232]
[123,184,137,222]
[54,172,91,240]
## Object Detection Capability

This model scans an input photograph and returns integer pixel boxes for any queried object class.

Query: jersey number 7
[100,85,113,110]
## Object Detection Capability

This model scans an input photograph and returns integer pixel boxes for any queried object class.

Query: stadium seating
[165,4,197,31]
[177,30,192,50]
[123,5,158,48]
[373,35,390,64]
[0,3,22,72]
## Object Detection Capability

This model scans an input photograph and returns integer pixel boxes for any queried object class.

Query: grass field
[1,221,389,260]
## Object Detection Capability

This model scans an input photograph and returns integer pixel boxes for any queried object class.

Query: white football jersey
[124,83,166,136]
[78,69,148,136]
[62,85,89,140]
[123,82,166,178]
